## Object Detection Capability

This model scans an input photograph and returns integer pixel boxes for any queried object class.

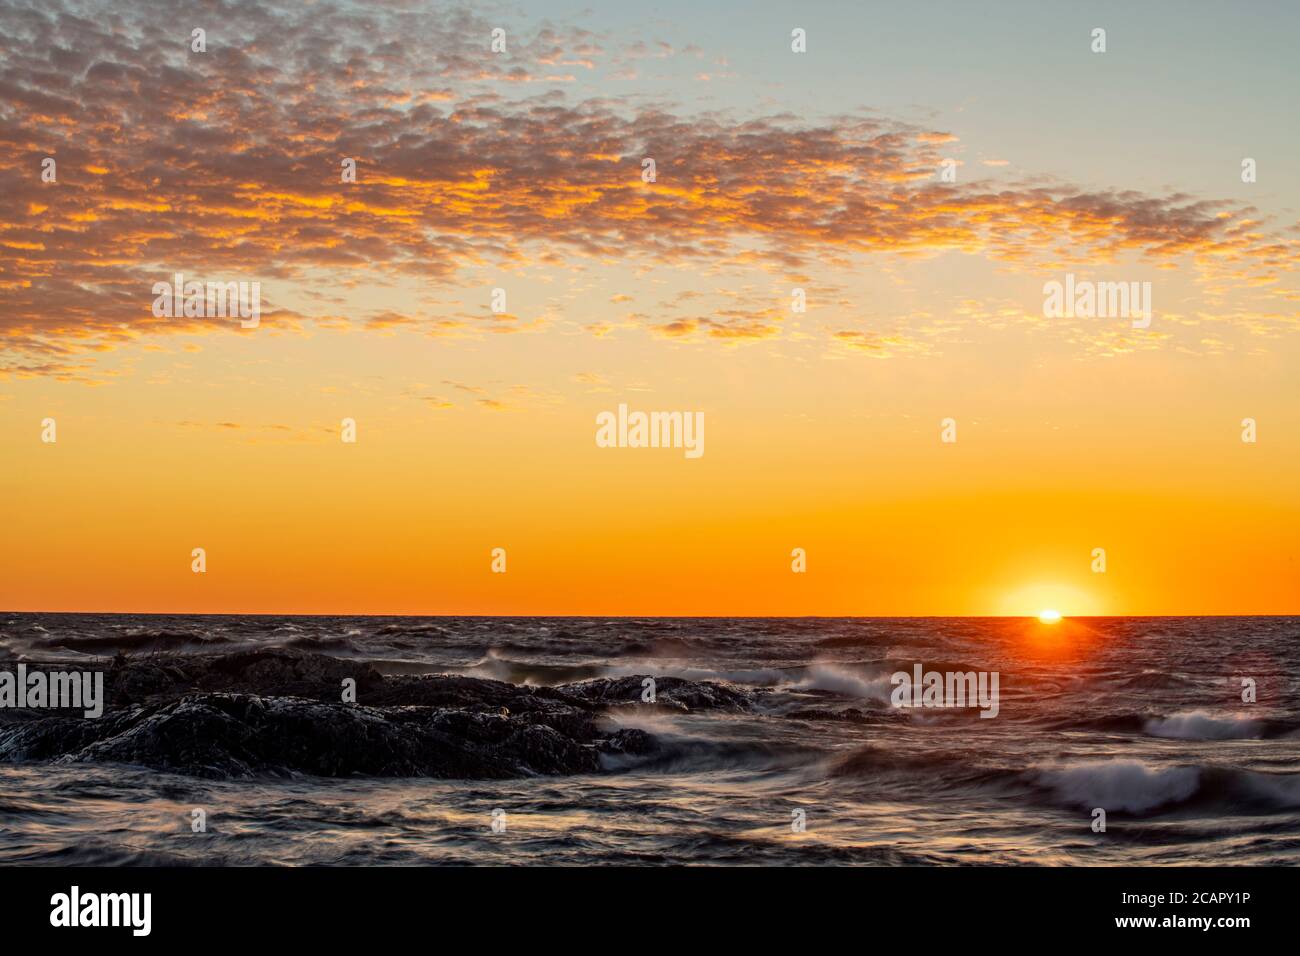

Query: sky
[1,0,1297,615]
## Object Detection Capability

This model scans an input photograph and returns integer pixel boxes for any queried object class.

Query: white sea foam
[785,663,894,701]
[1037,760,1200,812]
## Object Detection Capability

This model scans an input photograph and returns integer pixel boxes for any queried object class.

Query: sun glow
[1038,609,1062,624]
[996,581,1101,618]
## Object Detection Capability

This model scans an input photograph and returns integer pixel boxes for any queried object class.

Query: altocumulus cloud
[1,0,1296,377]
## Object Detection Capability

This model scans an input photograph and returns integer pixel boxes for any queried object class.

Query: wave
[828,745,998,783]
[1033,759,1300,813]
[1143,711,1266,740]
[599,712,822,774]
[1041,710,1297,740]
[450,652,792,688]
[813,634,885,649]
[1236,770,1300,807]
[286,634,361,653]
[782,663,894,701]
[1115,670,1199,691]
[40,631,234,653]
[826,749,1300,816]
[1035,760,1201,812]
[374,622,454,637]
[1042,714,1150,735]
[452,654,610,685]
[602,736,818,774]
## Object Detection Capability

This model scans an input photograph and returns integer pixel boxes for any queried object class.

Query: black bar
[3,865,1283,942]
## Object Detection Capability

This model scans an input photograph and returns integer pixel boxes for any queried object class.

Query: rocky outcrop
[0,649,753,780]
[561,674,754,712]
[784,707,875,724]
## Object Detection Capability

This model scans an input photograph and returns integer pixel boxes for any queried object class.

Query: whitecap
[1036,760,1200,812]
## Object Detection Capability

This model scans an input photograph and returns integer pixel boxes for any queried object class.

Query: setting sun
[1038,609,1062,624]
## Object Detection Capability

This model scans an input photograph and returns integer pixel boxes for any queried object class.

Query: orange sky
[2,3,1297,616]
[5,331,1296,615]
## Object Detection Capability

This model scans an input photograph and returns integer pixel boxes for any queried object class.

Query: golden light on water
[1038,609,1062,624]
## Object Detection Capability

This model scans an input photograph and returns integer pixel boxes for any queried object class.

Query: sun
[1038,609,1062,624]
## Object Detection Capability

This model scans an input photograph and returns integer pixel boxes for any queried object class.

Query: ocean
[1,614,1297,865]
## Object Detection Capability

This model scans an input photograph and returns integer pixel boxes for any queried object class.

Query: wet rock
[103,648,385,705]
[559,675,755,712]
[2,693,599,780]
[785,707,874,724]
[597,728,660,756]
[0,651,756,781]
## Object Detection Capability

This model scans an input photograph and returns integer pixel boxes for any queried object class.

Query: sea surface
[1,614,1297,865]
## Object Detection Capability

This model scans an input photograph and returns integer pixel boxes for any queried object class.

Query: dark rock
[785,707,874,724]
[0,651,756,780]
[1,693,600,780]
[597,728,660,756]
[101,648,385,705]
[559,675,755,712]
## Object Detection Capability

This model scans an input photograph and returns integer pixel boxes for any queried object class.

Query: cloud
[830,329,931,358]
[1,0,1296,376]
[651,305,783,342]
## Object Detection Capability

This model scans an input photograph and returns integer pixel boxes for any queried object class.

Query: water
[2,614,1297,865]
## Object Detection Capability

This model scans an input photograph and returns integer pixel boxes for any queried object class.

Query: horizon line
[4,610,1296,620]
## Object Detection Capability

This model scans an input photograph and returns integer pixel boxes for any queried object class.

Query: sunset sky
[2,0,1297,615]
